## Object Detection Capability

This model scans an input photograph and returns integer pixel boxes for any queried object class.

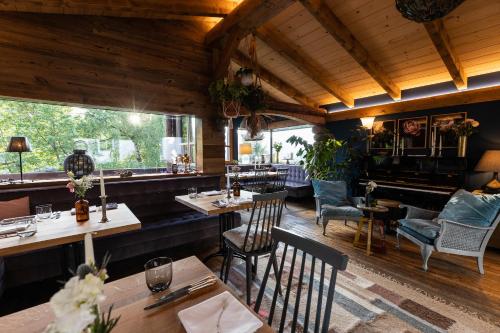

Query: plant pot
[457,135,467,157]
[75,198,90,222]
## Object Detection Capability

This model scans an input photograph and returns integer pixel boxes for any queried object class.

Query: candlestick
[99,195,110,223]
[392,132,396,156]
[99,169,105,197]
[430,127,435,157]
[438,135,443,157]
[395,132,400,156]
[84,232,95,264]
[401,137,405,155]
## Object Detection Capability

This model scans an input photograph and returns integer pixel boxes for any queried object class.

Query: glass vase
[75,198,90,222]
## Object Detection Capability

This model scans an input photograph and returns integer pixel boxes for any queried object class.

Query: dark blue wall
[326,99,500,189]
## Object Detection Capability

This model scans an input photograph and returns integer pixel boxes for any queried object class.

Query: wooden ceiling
[2,0,500,121]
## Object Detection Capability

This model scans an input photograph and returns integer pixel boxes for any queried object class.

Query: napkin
[178,291,263,333]
[201,190,223,196]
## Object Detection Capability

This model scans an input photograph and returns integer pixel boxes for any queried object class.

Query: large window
[272,126,314,164]
[0,99,197,175]
[237,129,271,164]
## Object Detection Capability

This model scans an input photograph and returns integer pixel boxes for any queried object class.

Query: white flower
[368,181,377,189]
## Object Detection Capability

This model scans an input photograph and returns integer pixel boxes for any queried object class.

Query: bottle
[172,163,178,174]
[232,178,241,197]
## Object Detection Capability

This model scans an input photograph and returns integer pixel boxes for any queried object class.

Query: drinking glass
[145,257,173,293]
[188,187,198,199]
[36,204,52,220]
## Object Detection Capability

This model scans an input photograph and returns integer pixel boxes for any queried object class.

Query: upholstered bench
[272,164,312,198]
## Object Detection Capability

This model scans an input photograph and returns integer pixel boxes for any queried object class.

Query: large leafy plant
[208,80,248,105]
[287,135,355,181]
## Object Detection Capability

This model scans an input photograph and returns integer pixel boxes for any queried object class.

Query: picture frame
[430,112,466,148]
[370,120,396,149]
[397,116,428,149]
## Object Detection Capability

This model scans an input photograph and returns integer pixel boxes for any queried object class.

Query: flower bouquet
[365,181,377,207]
[45,255,119,333]
[453,118,479,157]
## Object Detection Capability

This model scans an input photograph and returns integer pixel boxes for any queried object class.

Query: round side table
[376,199,402,233]
[354,204,389,255]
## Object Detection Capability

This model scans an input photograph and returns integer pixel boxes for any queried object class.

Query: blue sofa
[272,164,313,198]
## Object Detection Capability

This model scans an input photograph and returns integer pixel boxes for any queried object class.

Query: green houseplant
[273,142,283,163]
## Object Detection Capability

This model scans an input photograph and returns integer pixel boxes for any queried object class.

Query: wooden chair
[221,191,287,304]
[244,167,271,194]
[255,227,349,333]
[269,168,288,192]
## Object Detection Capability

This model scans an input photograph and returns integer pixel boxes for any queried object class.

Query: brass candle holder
[99,195,110,223]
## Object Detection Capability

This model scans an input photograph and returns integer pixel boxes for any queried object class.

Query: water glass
[36,204,52,220]
[188,187,198,199]
[145,257,173,293]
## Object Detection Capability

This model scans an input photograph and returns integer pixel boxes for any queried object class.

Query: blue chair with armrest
[397,190,500,274]
[313,180,365,236]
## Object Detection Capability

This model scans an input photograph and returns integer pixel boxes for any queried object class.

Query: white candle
[99,169,105,197]
[84,232,95,265]
[226,166,230,190]
[439,135,443,151]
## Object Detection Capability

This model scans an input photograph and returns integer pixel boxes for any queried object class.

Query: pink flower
[66,182,75,193]
[403,120,421,136]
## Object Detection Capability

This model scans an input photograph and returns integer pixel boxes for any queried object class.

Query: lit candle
[99,169,105,197]
[84,232,95,265]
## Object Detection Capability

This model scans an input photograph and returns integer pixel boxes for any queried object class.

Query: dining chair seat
[223,224,271,253]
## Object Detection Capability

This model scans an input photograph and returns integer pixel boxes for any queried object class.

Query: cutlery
[144,276,217,310]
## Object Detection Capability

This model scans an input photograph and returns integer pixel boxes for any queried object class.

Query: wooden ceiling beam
[240,99,326,125]
[424,19,467,90]
[0,1,239,19]
[326,85,500,122]
[213,27,246,79]
[299,0,401,101]
[205,0,294,45]
[232,50,320,108]
[268,119,305,129]
[256,26,354,108]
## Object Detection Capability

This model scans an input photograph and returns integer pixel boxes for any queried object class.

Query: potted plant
[453,118,479,157]
[67,171,94,223]
[273,142,283,163]
[208,80,248,128]
[242,84,266,112]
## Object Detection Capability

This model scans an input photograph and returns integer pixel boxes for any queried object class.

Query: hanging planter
[236,67,254,87]
[241,112,268,140]
[209,79,247,129]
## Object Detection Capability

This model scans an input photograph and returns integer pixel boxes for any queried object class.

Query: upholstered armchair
[397,190,500,274]
[313,180,365,236]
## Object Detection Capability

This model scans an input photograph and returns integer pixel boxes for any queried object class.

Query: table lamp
[475,150,500,193]
[239,143,253,164]
[6,136,31,183]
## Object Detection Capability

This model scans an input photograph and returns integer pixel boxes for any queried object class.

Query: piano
[358,155,467,210]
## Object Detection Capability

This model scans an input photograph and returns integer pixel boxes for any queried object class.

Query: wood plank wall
[0,12,224,174]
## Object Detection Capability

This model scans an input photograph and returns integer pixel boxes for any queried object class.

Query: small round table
[354,204,389,255]
[376,199,402,233]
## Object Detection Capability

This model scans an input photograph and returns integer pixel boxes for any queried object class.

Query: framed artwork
[371,120,396,149]
[430,112,466,148]
[398,116,428,148]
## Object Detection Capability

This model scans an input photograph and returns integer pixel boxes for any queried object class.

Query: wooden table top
[0,203,141,257]
[175,190,255,216]
[356,204,389,213]
[0,256,273,333]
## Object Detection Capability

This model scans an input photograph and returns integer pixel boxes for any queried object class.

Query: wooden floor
[226,200,500,325]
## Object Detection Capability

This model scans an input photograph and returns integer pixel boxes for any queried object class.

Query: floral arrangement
[372,121,385,134]
[366,181,377,195]
[437,119,454,133]
[45,255,119,333]
[453,118,479,136]
[403,120,421,136]
[273,142,283,153]
[66,172,94,199]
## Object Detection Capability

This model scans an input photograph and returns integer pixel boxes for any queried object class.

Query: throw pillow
[0,196,30,220]
[312,179,349,206]
[438,189,500,227]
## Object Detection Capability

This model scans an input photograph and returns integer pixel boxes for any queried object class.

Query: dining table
[0,256,274,333]
[175,190,255,263]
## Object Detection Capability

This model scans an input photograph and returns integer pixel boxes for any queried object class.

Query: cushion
[438,190,500,227]
[398,226,436,245]
[322,205,363,219]
[223,224,271,252]
[0,196,30,220]
[399,218,441,240]
[312,180,349,206]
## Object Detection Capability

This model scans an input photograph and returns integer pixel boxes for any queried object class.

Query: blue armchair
[312,180,365,236]
[397,190,500,274]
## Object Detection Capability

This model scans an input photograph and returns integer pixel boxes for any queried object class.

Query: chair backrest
[270,168,289,192]
[255,227,349,333]
[242,191,287,253]
[250,167,271,193]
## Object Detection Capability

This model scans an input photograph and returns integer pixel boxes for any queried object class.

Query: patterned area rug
[215,250,500,333]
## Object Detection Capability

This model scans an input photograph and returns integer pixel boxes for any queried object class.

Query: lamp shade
[239,143,253,155]
[360,117,376,130]
[6,136,31,153]
[475,150,500,172]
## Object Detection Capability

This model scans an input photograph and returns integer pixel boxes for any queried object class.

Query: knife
[144,276,217,310]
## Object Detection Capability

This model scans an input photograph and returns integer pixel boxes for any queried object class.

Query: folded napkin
[178,291,262,333]
[0,224,27,236]
[212,200,228,208]
[202,190,223,196]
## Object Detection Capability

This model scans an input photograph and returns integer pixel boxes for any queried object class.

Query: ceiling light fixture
[395,0,465,23]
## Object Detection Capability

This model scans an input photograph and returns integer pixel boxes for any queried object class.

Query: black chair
[269,168,288,192]
[255,227,349,333]
[221,191,287,305]
[244,167,271,194]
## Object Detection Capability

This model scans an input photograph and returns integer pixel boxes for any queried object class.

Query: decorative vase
[75,198,90,222]
[365,193,375,207]
[232,179,241,197]
[457,135,467,157]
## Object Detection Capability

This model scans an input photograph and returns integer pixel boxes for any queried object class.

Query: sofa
[0,175,234,289]
[272,164,313,198]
